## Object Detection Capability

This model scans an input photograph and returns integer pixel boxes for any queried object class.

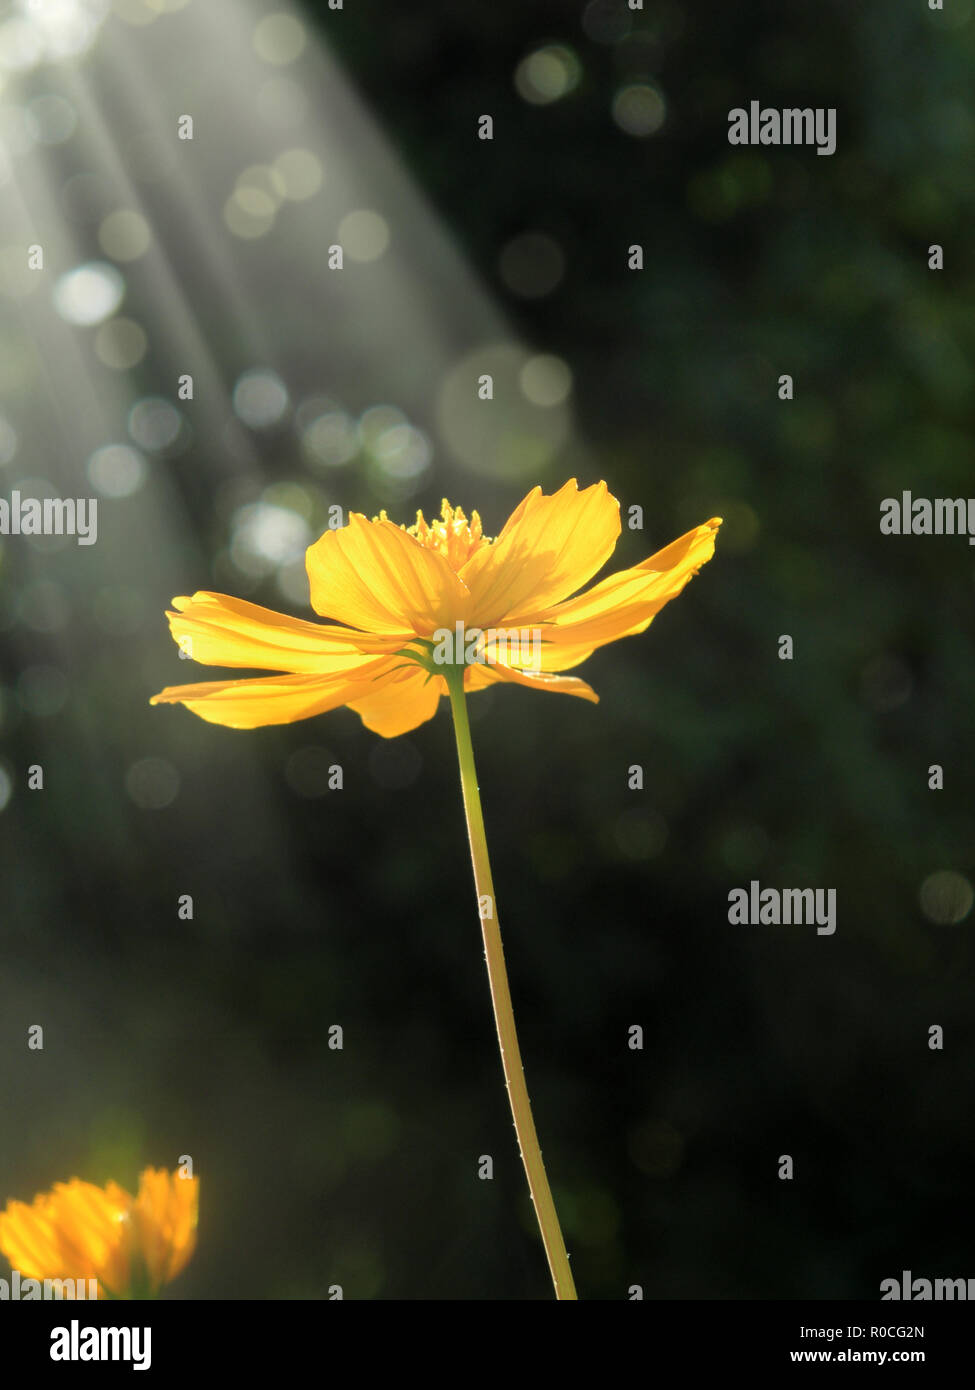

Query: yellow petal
[465,661,599,703]
[531,641,595,672]
[346,665,447,737]
[163,592,407,671]
[0,1201,66,1280]
[150,661,396,729]
[461,479,620,626]
[0,1179,132,1296]
[306,514,471,633]
[132,1168,198,1291]
[540,517,721,649]
[477,630,594,673]
[45,1181,131,1296]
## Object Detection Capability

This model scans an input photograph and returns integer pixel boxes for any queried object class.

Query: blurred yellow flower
[0,1167,198,1299]
[151,478,721,736]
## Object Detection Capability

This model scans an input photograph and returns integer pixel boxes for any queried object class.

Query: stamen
[397,498,492,569]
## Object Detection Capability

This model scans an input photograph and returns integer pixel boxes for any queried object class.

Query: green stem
[444,664,577,1301]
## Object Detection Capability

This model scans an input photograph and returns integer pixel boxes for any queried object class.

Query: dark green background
[1,0,974,1298]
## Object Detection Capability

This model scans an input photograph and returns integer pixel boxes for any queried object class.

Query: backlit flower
[0,1167,198,1299]
[151,479,721,737]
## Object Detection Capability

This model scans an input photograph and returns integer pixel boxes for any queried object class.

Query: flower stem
[444,665,577,1301]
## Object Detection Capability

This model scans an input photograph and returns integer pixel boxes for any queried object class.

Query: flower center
[406,499,491,570]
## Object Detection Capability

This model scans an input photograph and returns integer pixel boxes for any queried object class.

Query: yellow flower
[151,479,721,737]
[0,1167,198,1299]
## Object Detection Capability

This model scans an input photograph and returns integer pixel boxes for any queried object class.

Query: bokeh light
[253,12,307,67]
[919,871,974,925]
[338,208,389,262]
[233,368,289,429]
[98,208,152,261]
[125,756,180,810]
[224,185,277,240]
[87,442,149,497]
[94,317,148,369]
[230,497,311,577]
[53,261,125,326]
[437,344,571,478]
[9,0,111,62]
[514,45,581,106]
[519,353,572,408]
[128,396,183,451]
[581,0,632,44]
[612,82,667,137]
[498,231,565,298]
[273,147,322,200]
[298,399,359,471]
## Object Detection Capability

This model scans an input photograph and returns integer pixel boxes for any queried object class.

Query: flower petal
[162,592,405,671]
[531,641,596,672]
[150,662,396,729]
[461,479,621,625]
[346,665,447,738]
[540,517,721,649]
[306,514,470,633]
[132,1169,198,1291]
[44,1181,131,1295]
[465,661,599,703]
[0,1201,66,1280]
[0,1179,132,1296]
[476,627,594,673]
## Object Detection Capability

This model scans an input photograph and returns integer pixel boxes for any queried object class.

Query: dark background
[1,0,973,1298]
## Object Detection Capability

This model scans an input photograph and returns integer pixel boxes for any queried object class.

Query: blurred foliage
[1,0,974,1299]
